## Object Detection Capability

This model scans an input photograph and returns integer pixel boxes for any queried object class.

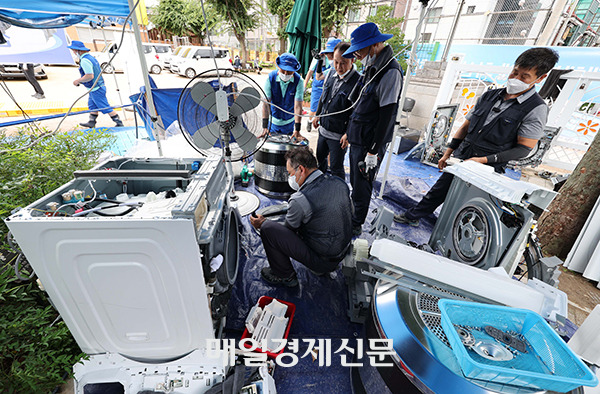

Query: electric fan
[177,69,267,216]
[177,69,267,161]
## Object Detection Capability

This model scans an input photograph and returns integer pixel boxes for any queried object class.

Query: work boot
[260,267,298,287]
[111,114,124,127]
[393,213,420,227]
[79,113,98,128]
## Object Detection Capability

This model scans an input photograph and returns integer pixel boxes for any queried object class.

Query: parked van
[167,45,195,73]
[171,46,233,78]
[91,42,163,74]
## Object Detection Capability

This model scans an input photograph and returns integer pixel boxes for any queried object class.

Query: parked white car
[151,43,173,73]
[167,45,196,73]
[91,42,163,74]
[171,46,233,78]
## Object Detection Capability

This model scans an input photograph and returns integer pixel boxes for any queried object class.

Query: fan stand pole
[221,127,239,202]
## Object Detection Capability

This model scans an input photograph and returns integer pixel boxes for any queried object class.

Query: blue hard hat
[343,23,393,58]
[67,40,90,52]
[321,38,342,54]
[276,53,301,72]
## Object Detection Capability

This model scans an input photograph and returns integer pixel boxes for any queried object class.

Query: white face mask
[288,174,299,191]
[279,72,293,82]
[506,78,533,94]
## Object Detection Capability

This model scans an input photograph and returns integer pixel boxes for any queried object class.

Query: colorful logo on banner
[578,119,599,135]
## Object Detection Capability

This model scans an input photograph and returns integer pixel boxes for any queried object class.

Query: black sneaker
[261,267,298,287]
[352,225,362,236]
[393,213,420,227]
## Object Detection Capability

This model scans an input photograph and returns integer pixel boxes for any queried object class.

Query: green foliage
[0,127,113,392]
[0,268,86,392]
[366,5,408,72]
[0,128,115,250]
[150,0,221,43]
[209,0,259,41]
[185,1,221,44]
[150,0,188,37]
[266,0,294,44]
[321,0,362,37]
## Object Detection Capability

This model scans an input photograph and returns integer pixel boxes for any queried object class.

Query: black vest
[318,71,360,135]
[347,46,401,147]
[298,174,352,259]
[455,87,546,171]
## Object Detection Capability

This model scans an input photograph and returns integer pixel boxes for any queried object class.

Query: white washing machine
[5,156,240,393]
[428,161,557,274]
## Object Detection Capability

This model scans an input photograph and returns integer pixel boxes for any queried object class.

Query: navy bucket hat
[321,38,342,54]
[67,40,90,52]
[343,23,393,58]
[276,53,301,72]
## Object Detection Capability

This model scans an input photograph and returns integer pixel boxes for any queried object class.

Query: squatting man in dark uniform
[250,147,353,287]
[312,41,360,180]
[394,47,559,227]
[342,23,403,236]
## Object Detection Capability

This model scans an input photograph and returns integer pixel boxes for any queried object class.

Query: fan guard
[177,70,268,161]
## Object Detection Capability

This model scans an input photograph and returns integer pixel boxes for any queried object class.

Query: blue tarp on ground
[225,151,445,393]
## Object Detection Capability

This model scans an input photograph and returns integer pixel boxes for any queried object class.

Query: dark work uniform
[20,63,44,95]
[404,87,546,221]
[260,170,353,277]
[315,68,360,179]
[347,45,402,227]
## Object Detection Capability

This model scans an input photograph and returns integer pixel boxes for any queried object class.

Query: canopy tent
[0,1,130,22]
[285,0,321,77]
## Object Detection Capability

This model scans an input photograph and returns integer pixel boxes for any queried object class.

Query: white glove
[365,154,378,171]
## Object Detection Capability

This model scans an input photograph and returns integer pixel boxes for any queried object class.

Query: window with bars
[466,5,475,14]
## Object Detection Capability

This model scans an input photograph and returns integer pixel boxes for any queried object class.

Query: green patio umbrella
[285,0,322,77]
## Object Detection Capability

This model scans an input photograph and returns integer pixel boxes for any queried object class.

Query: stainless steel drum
[254,135,306,199]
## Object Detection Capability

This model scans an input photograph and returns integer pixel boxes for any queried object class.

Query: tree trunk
[279,17,287,54]
[236,32,248,63]
[537,134,600,259]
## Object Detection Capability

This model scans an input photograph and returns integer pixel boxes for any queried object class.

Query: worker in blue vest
[262,53,304,140]
[68,41,124,128]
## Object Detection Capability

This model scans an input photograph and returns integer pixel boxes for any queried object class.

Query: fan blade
[190,81,217,114]
[230,118,258,152]
[230,87,260,117]
[191,123,221,149]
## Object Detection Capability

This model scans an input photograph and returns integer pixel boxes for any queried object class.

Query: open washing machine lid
[7,218,215,362]
[444,161,557,209]
[369,239,546,315]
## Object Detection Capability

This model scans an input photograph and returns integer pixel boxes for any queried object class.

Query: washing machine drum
[447,199,509,270]
[452,205,491,265]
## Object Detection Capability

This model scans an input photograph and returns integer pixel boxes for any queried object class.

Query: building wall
[343,0,410,39]
[403,0,555,47]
